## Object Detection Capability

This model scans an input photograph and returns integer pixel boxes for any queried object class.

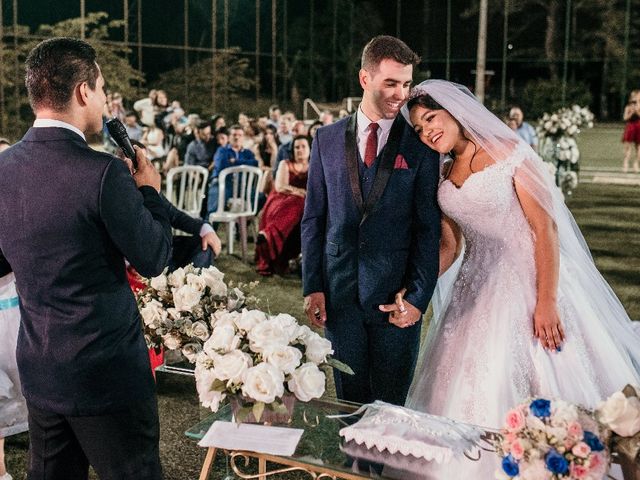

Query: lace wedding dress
[406,147,638,479]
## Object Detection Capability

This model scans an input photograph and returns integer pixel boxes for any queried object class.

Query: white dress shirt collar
[356,106,395,161]
[33,119,86,141]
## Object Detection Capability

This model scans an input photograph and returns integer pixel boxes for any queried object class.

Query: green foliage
[0,13,143,140]
[35,12,144,101]
[151,49,256,117]
[521,79,593,120]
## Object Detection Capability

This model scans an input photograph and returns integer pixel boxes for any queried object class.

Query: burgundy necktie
[364,123,379,168]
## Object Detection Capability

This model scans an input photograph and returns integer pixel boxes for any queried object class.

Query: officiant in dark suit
[0,38,170,479]
[301,36,441,406]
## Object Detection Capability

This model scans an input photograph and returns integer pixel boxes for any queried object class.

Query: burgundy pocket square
[394,154,409,169]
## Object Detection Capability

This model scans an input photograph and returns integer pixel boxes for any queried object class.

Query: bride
[394,80,640,478]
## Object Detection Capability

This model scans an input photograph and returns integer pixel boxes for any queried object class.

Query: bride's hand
[533,302,565,351]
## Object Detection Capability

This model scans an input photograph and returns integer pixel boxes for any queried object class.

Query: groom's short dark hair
[361,36,420,72]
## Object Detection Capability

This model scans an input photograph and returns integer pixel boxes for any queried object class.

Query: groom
[302,36,441,406]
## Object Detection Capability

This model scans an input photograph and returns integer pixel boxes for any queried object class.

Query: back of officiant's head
[25,37,105,134]
[361,35,420,73]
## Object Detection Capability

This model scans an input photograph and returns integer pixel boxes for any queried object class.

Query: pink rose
[502,432,516,451]
[588,452,607,475]
[505,408,526,432]
[570,463,588,478]
[571,442,591,458]
[564,438,576,450]
[510,439,525,460]
[567,421,583,439]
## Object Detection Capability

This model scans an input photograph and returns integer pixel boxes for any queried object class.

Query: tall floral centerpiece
[194,310,353,423]
[136,264,258,363]
[537,105,594,197]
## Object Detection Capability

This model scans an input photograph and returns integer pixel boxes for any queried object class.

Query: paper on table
[198,421,304,456]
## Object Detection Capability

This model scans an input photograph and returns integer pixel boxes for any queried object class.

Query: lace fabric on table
[335,401,488,465]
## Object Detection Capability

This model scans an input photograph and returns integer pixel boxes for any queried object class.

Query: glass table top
[185,398,399,479]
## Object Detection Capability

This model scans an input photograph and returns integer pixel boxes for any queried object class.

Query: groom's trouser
[324,302,422,406]
[26,394,162,480]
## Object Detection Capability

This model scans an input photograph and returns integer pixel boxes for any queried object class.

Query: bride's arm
[439,215,462,276]
[514,178,565,351]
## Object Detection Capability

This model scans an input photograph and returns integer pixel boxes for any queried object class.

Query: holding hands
[379,289,422,328]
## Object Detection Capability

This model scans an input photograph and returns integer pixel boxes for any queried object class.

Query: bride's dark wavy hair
[406,93,479,168]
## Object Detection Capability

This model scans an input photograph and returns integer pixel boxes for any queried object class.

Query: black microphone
[106,118,137,169]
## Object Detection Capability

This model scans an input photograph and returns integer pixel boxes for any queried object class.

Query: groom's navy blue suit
[302,113,440,405]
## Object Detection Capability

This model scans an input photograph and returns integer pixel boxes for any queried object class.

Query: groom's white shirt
[356,107,394,162]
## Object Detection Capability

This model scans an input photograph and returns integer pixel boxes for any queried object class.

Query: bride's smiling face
[409,104,462,154]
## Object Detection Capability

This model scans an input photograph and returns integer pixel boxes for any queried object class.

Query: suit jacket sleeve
[403,148,441,312]
[161,194,204,235]
[99,158,173,277]
[301,131,327,296]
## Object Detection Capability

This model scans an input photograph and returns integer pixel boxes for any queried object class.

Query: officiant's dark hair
[361,36,420,72]
[25,37,99,113]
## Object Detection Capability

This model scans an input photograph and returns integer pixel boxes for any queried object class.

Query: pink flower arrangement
[494,398,610,480]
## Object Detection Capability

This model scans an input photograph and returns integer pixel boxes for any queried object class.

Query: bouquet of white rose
[194,309,353,422]
[136,264,259,362]
[537,105,594,196]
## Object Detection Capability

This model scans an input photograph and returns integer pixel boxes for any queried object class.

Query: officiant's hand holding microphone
[379,288,422,328]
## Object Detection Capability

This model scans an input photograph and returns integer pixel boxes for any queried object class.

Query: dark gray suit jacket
[0,127,172,415]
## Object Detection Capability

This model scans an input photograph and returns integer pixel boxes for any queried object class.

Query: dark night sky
[5,0,521,82]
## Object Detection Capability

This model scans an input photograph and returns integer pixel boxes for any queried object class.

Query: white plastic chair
[165,166,209,219]
[209,165,264,260]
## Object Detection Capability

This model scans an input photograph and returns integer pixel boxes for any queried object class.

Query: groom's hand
[380,289,421,328]
[304,292,327,328]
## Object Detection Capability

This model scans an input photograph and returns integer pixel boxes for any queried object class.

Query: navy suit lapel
[361,115,405,224]
[344,113,364,214]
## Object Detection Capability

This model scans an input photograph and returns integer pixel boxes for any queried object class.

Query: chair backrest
[216,165,264,217]
[165,166,209,218]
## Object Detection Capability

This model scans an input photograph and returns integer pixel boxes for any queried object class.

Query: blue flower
[529,398,551,418]
[502,454,519,477]
[583,431,605,451]
[545,449,569,475]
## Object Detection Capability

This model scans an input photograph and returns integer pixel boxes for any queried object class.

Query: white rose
[597,391,640,437]
[263,346,302,374]
[304,334,333,364]
[288,362,326,402]
[186,273,207,292]
[168,267,186,288]
[167,307,181,320]
[195,364,226,412]
[519,459,551,480]
[162,332,182,350]
[189,320,210,342]
[234,309,267,332]
[247,320,289,353]
[525,413,546,432]
[551,400,579,425]
[241,363,285,404]
[271,313,303,341]
[214,350,253,383]
[150,273,168,291]
[181,342,202,363]
[211,310,241,329]
[204,324,240,354]
[140,299,167,328]
[173,284,202,312]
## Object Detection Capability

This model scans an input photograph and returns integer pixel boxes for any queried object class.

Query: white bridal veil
[402,79,640,377]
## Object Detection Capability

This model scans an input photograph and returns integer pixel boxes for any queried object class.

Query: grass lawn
[5,128,639,480]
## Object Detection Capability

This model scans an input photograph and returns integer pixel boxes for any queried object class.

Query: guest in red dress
[255,135,310,275]
[622,89,640,173]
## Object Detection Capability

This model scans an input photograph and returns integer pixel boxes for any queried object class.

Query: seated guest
[184,121,215,170]
[255,135,310,276]
[206,125,258,217]
[272,121,309,177]
[124,111,144,142]
[255,125,279,196]
[130,141,221,269]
